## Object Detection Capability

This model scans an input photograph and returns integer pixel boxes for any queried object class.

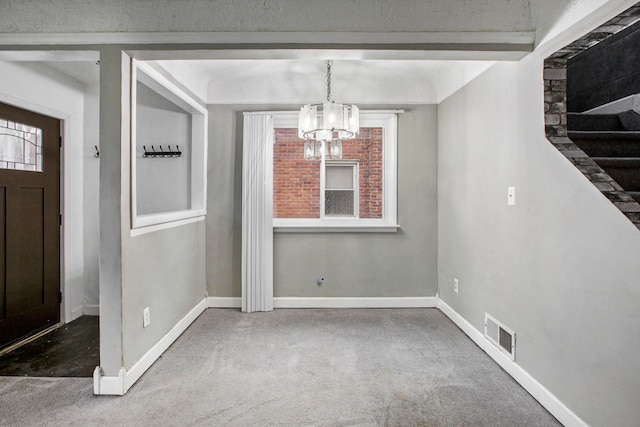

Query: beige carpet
[0,308,561,426]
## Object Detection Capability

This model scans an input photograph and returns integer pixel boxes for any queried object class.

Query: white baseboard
[274,297,436,308]
[93,298,207,395]
[69,305,84,322]
[436,298,587,427]
[206,296,436,309]
[207,297,241,308]
[83,304,99,316]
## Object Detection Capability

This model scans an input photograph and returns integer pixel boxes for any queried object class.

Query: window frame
[130,60,208,234]
[272,111,399,233]
[323,160,359,219]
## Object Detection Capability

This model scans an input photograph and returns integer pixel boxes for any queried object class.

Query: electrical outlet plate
[453,278,459,293]
[143,307,150,328]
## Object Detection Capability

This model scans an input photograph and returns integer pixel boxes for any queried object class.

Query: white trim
[129,49,527,62]
[0,31,536,47]
[207,297,242,308]
[130,215,205,237]
[484,312,516,361]
[585,93,640,115]
[83,304,100,316]
[272,112,398,230]
[436,298,588,427]
[324,161,359,219]
[206,297,435,309]
[274,297,436,309]
[0,66,92,326]
[273,221,400,233]
[130,60,208,231]
[0,50,99,62]
[69,305,84,322]
[93,298,207,395]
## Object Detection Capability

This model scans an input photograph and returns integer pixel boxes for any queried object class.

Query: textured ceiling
[157,59,494,105]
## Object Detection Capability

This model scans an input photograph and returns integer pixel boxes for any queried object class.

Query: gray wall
[438,54,640,426]
[99,49,207,373]
[207,105,438,298]
[135,82,191,215]
[83,81,100,311]
[121,221,206,367]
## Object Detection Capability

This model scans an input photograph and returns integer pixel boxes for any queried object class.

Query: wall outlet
[453,278,459,293]
[143,307,150,328]
[507,186,516,205]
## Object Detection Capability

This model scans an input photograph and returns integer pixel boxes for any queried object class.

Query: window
[0,119,43,172]
[272,112,399,232]
[325,162,358,217]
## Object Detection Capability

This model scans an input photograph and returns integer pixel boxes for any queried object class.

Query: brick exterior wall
[274,127,383,219]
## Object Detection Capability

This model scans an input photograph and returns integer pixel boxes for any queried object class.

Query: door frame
[0,96,65,326]
[0,50,99,325]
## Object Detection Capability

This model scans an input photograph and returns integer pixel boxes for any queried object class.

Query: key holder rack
[143,145,182,158]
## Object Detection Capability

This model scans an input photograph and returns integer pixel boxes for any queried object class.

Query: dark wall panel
[567,20,640,112]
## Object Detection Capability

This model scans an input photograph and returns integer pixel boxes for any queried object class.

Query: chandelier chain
[326,60,332,102]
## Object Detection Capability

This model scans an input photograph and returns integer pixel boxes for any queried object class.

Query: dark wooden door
[0,102,60,349]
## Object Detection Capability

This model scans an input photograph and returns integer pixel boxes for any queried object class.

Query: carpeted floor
[0,309,561,426]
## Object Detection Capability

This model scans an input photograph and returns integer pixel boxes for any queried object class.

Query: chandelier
[298,60,360,161]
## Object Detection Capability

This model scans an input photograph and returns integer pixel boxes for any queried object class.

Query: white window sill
[131,210,206,236]
[273,219,400,233]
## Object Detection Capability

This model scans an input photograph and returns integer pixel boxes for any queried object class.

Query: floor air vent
[484,313,516,361]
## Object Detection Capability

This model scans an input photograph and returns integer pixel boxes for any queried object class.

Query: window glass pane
[0,119,43,172]
[326,165,353,190]
[273,128,321,218]
[325,190,354,216]
[273,126,384,220]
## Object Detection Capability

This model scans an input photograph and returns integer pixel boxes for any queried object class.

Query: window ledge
[273,219,400,233]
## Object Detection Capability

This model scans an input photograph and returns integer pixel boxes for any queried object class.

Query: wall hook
[94,145,100,158]
[143,144,182,158]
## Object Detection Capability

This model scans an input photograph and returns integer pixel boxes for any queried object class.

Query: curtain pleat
[242,114,274,313]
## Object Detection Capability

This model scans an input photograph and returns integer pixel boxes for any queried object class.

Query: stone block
[543,68,567,80]
[577,165,603,174]
[544,91,565,103]
[545,114,561,125]
[594,182,616,191]
[548,102,566,114]
[615,202,640,212]
[589,172,615,182]
[562,150,588,158]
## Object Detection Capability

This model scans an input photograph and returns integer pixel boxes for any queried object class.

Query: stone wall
[543,2,640,230]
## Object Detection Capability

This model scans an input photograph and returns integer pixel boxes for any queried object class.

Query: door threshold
[0,322,64,357]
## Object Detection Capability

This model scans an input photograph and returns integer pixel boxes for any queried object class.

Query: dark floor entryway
[0,316,98,377]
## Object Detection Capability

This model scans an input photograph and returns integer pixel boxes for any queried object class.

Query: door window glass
[0,119,43,172]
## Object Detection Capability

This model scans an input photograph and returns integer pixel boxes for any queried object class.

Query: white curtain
[241,113,274,313]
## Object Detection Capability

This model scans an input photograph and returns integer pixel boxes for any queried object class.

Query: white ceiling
[156,59,495,105]
[35,57,494,105]
[38,61,100,86]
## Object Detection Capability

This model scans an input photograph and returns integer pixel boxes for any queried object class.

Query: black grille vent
[499,327,513,353]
